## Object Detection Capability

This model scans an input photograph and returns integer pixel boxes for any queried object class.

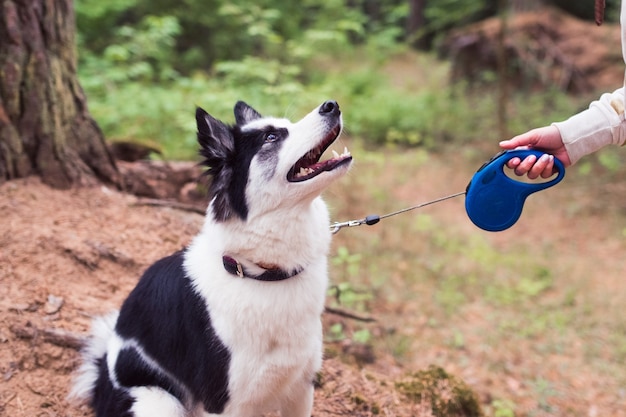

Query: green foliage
[422,0,494,47]
[75,0,589,160]
[327,322,346,342]
[340,77,447,146]
[332,246,363,280]
[491,399,516,417]
[328,281,373,312]
[75,0,140,52]
[76,0,381,72]
[484,267,554,306]
[597,148,624,172]
[352,328,372,344]
[86,14,181,84]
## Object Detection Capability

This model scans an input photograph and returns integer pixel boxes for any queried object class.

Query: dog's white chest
[223,309,323,413]
[185,234,327,414]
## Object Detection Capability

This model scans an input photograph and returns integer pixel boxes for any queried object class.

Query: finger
[527,154,551,180]
[540,155,556,179]
[514,155,537,176]
[506,157,521,169]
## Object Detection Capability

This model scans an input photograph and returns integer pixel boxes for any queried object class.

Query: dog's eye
[265,132,279,143]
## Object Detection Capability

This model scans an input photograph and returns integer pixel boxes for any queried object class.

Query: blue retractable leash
[330,149,565,234]
[465,149,565,231]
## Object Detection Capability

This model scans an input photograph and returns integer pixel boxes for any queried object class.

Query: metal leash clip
[330,215,381,234]
[330,219,365,234]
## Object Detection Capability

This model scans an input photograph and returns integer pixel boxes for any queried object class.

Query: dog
[71,100,353,417]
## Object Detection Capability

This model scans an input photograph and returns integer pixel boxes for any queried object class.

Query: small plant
[327,281,373,312]
[395,365,483,417]
[352,328,372,344]
[331,246,362,280]
[531,377,560,413]
[491,398,516,417]
[327,322,346,342]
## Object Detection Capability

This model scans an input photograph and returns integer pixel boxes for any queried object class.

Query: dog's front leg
[279,380,314,417]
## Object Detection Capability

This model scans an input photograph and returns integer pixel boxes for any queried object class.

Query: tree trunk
[510,0,544,13]
[407,0,427,49]
[0,0,120,189]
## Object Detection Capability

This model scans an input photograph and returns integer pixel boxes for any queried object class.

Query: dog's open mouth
[287,125,352,182]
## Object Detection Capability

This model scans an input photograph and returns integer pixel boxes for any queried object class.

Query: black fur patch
[234,101,262,125]
[92,355,135,417]
[197,103,288,221]
[196,108,237,221]
[115,347,187,405]
[114,252,231,414]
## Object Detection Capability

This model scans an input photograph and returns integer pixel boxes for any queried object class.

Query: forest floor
[0,174,421,417]
[2,140,626,417]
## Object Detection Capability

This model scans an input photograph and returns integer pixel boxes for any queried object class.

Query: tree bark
[0,0,120,189]
[407,0,427,49]
[510,0,544,13]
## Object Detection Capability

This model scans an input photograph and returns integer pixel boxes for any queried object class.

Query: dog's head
[197,101,352,222]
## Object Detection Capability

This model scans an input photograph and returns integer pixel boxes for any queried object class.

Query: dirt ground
[2,141,626,417]
[0,175,476,417]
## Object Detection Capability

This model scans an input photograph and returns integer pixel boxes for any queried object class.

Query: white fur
[70,312,118,401]
[129,387,188,417]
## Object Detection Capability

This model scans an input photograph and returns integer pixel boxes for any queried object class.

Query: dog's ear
[196,107,234,156]
[234,101,262,126]
[196,107,236,221]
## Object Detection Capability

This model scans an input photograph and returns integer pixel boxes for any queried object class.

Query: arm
[500,88,626,178]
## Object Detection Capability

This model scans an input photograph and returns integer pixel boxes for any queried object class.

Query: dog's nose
[319,100,340,115]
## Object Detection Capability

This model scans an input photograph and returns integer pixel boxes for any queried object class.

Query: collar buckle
[222,255,302,282]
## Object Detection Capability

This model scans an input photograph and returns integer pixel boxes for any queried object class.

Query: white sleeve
[552,87,626,164]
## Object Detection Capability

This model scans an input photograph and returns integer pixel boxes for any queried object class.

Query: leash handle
[465,149,565,232]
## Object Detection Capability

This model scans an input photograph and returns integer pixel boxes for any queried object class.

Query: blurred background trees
[71,0,623,160]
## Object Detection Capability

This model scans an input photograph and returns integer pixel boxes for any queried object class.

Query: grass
[324,138,626,416]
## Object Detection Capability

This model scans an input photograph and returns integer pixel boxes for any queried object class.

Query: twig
[324,306,376,323]
[10,323,86,350]
[133,198,205,215]
[0,393,17,409]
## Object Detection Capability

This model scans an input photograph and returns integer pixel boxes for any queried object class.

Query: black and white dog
[71,101,352,417]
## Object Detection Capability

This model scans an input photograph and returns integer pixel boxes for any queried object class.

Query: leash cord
[330,191,466,234]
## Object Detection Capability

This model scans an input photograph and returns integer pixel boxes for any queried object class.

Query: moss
[351,393,381,415]
[395,365,483,417]
[352,394,366,405]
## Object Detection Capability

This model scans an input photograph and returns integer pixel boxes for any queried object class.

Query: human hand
[499,125,571,179]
